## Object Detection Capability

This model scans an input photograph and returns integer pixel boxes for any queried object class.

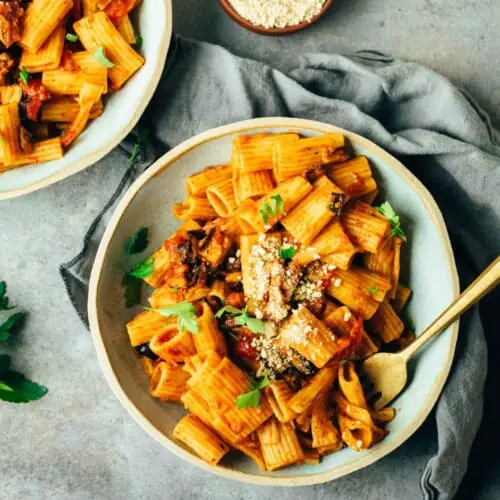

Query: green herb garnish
[147,302,199,334]
[259,194,284,223]
[129,125,150,162]
[236,375,270,409]
[19,67,29,85]
[368,287,378,295]
[0,312,25,343]
[124,226,149,255]
[122,274,143,308]
[375,201,408,243]
[65,33,79,43]
[135,33,143,49]
[279,246,296,260]
[0,282,15,311]
[129,257,154,279]
[215,305,266,334]
[93,47,115,68]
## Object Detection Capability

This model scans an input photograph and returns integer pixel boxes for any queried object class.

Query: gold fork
[362,256,500,410]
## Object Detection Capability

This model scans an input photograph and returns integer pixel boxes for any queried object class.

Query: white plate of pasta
[88,117,459,486]
[0,0,172,200]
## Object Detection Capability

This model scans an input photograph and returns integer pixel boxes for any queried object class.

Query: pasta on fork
[0,0,144,174]
[124,131,414,471]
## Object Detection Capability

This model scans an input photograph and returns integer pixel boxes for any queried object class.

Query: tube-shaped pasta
[0,103,22,166]
[0,138,64,172]
[126,310,171,347]
[310,391,342,452]
[238,170,275,201]
[288,363,338,414]
[186,164,233,196]
[281,176,345,246]
[337,413,374,451]
[41,97,103,122]
[273,133,345,182]
[150,324,197,363]
[148,284,210,309]
[327,156,377,197]
[264,380,297,423]
[115,14,137,44]
[279,305,341,369]
[73,51,109,93]
[232,133,299,173]
[173,196,218,221]
[333,266,392,303]
[206,178,238,217]
[173,414,230,465]
[338,361,368,409]
[369,300,404,343]
[20,0,73,52]
[194,302,228,356]
[392,283,412,313]
[294,219,356,269]
[237,176,312,234]
[74,12,144,90]
[0,85,22,105]
[20,24,65,72]
[150,361,190,401]
[342,201,391,253]
[257,417,304,471]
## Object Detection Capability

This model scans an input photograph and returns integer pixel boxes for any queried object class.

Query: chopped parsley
[19,67,29,85]
[0,282,15,311]
[215,305,266,334]
[375,201,408,242]
[0,312,25,343]
[368,287,378,295]
[65,33,79,43]
[122,274,143,309]
[124,226,149,255]
[128,256,154,279]
[279,246,296,260]
[259,194,284,223]
[147,302,199,334]
[134,33,143,49]
[236,375,270,409]
[93,47,115,68]
[129,124,150,162]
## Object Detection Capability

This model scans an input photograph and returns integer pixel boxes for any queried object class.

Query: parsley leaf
[93,46,115,68]
[259,194,284,224]
[236,375,270,409]
[19,67,29,85]
[0,281,15,310]
[0,312,25,343]
[129,257,154,279]
[147,302,199,334]
[65,33,79,43]
[0,370,48,403]
[124,226,149,255]
[0,354,10,375]
[375,201,408,243]
[122,274,143,308]
[135,33,143,49]
[279,246,296,260]
[215,306,266,334]
[129,125,150,162]
[368,287,378,295]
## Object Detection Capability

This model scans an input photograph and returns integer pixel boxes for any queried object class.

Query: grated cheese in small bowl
[227,0,328,30]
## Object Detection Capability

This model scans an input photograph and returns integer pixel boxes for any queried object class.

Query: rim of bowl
[88,117,459,486]
[0,0,173,201]
[219,0,333,36]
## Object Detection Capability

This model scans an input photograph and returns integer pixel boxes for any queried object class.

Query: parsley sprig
[147,303,199,334]
[0,282,47,403]
[236,375,270,409]
[122,227,154,308]
[279,246,296,260]
[375,201,408,242]
[215,305,266,334]
[368,287,378,295]
[259,194,284,224]
[129,125,150,162]
[134,33,143,49]
[19,67,29,86]
[65,33,79,43]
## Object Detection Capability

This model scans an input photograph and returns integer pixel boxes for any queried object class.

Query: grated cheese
[228,0,327,29]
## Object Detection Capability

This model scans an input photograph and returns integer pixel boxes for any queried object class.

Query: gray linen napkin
[60,36,500,499]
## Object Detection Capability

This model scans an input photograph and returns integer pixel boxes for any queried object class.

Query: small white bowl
[0,1,172,200]
[88,117,459,486]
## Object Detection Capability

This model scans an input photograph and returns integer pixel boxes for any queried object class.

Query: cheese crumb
[228,0,327,29]
[343,310,352,322]
[333,278,342,288]
[356,439,363,448]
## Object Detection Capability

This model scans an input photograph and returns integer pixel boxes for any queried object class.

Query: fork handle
[400,256,500,361]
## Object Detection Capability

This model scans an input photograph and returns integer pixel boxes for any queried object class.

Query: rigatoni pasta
[122,131,414,471]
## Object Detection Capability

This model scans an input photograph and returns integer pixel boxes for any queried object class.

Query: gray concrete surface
[1,1,499,498]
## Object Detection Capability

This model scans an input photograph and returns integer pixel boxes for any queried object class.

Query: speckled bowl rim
[0,1,172,201]
[88,117,459,487]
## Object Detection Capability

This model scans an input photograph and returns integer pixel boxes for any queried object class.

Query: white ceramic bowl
[88,118,459,486]
[0,1,172,200]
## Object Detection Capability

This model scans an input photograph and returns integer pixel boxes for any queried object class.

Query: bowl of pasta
[88,117,459,485]
[0,0,172,200]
